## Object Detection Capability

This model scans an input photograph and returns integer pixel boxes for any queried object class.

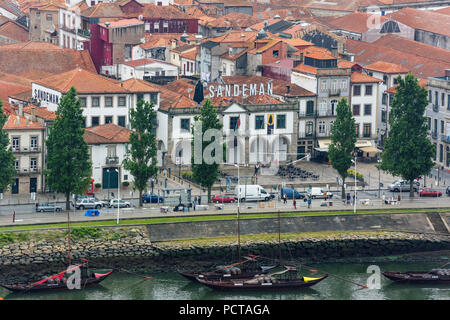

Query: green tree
[380,73,435,197]
[123,99,158,207]
[46,87,92,210]
[191,99,223,203]
[328,98,356,198]
[0,99,16,193]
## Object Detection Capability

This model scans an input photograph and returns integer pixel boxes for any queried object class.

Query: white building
[58,6,90,50]
[83,123,133,190]
[32,68,132,128]
[350,71,382,146]
[119,58,179,81]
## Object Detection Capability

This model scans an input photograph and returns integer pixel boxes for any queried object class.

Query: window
[180,118,190,132]
[82,117,86,128]
[320,80,327,92]
[448,94,450,110]
[118,96,126,107]
[365,85,372,96]
[154,22,159,32]
[150,93,158,104]
[105,96,113,107]
[230,117,239,131]
[363,123,371,138]
[30,137,38,149]
[352,104,360,116]
[136,93,144,102]
[440,144,444,162]
[12,137,19,150]
[429,90,432,102]
[364,104,371,115]
[435,91,438,105]
[382,93,387,105]
[383,75,388,85]
[393,77,399,85]
[355,123,359,137]
[30,158,37,170]
[272,50,279,57]
[91,116,100,127]
[340,79,347,90]
[442,93,446,107]
[353,85,361,96]
[80,97,86,107]
[14,159,19,170]
[255,115,264,130]
[306,121,313,137]
[118,116,126,127]
[382,111,387,123]
[36,12,40,18]
[92,97,100,107]
[107,145,117,158]
[428,117,431,130]
[276,114,286,129]
[441,120,445,134]
[306,101,314,116]
[46,14,52,21]
[105,116,113,124]
[318,121,325,133]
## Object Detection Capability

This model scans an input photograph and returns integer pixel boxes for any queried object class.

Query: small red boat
[382,269,450,284]
[0,263,113,293]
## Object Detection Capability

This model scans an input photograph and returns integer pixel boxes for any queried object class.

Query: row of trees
[0,87,158,209]
[330,73,435,198]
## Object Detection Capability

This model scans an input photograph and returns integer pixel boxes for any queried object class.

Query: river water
[1,261,449,300]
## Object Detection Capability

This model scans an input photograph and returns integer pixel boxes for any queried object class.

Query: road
[2,192,450,228]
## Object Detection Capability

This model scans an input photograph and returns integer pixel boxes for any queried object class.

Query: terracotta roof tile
[34,68,128,94]
[0,79,30,105]
[387,8,450,37]
[0,20,29,43]
[84,123,131,144]
[164,78,207,99]
[326,12,387,34]
[0,43,96,78]
[364,61,409,74]
[120,78,160,93]
[351,71,382,83]
[293,62,317,75]
[23,105,56,121]
[3,114,44,130]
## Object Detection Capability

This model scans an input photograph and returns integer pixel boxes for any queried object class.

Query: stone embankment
[0,226,449,283]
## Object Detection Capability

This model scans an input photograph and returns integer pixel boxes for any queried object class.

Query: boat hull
[382,271,450,284]
[196,275,328,291]
[0,270,114,293]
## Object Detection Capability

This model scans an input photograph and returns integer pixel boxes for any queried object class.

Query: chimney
[31,106,37,122]
[445,69,450,80]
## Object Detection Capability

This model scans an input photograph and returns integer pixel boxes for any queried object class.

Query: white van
[308,187,333,199]
[235,185,271,202]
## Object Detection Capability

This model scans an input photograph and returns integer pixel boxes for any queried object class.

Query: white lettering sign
[208,83,273,98]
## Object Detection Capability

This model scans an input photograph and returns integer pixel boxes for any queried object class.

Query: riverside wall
[0,223,450,283]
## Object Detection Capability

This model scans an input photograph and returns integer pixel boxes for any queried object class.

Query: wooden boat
[178,255,276,282]
[382,269,450,284]
[0,263,113,293]
[196,266,328,291]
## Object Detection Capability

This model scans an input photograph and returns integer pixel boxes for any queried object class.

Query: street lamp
[377,158,381,198]
[115,168,120,225]
[351,153,357,214]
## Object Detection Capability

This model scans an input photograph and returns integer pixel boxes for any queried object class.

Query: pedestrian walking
[382,193,385,205]
[283,193,287,204]
[198,196,201,205]
[307,196,311,209]
[12,210,15,223]
[324,191,328,200]
[293,199,297,210]
[346,193,351,205]
[193,199,196,211]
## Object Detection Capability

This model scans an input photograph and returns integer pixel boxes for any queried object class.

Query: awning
[360,146,382,154]
[317,139,331,150]
[355,140,373,148]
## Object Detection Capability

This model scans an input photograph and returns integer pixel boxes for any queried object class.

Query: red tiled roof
[435,6,450,15]
[98,18,143,28]
[351,71,382,83]
[387,7,450,37]
[293,62,318,75]
[120,78,160,93]
[34,68,128,94]
[207,30,258,44]
[84,123,131,144]
[3,114,44,130]
[163,78,203,99]
[346,38,450,79]
[23,105,56,121]
[139,4,193,20]
[157,86,198,111]
[326,11,387,34]
[180,47,198,61]
[0,43,97,78]
[364,61,409,74]
[203,12,261,29]
[0,80,30,106]
[0,20,29,43]
[386,78,427,94]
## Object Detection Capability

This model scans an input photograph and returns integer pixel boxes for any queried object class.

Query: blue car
[142,193,164,203]
[280,187,305,199]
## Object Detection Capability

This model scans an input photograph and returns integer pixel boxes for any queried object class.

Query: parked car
[74,198,103,210]
[72,196,108,208]
[211,194,236,203]
[280,187,305,199]
[388,180,419,192]
[109,199,131,208]
[446,186,450,196]
[142,193,164,203]
[307,187,333,199]
[419,188,442,197]
[36,203,63,212]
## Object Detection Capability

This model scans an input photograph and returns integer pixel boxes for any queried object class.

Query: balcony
[16,167,40,175]
[77,29,91,38]
[316,110,336,117]
[328,88,341,97]
[298,132,314,138]
[11,146,41,153]
[106,156,119,165]
[298,110,316,117]
[431,131,438,139]
[441,135,450,143]
[433,103,439,112]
